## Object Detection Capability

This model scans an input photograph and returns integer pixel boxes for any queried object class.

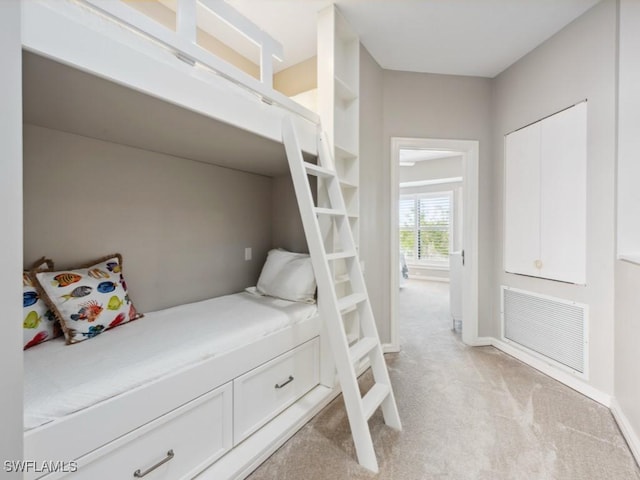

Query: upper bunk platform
[21,0,319,176]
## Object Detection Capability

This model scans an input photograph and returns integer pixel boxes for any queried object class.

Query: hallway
[247,280,640,479]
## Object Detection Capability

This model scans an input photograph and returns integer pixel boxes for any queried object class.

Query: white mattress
[24,292,317,431]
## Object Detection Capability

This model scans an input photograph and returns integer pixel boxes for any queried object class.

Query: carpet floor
[246,280,640,479]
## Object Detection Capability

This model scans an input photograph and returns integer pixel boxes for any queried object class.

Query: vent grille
[502,287,587,373]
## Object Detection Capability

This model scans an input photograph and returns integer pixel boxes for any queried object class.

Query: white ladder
[282,117,401,473]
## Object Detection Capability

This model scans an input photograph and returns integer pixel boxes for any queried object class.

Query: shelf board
[335,144,358,160]
[618,252,640,265]
[339,178,358,189]
[334,75,358,104]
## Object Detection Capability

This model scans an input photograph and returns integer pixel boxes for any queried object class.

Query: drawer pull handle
[275,375,294,389]
[133,449,174,478]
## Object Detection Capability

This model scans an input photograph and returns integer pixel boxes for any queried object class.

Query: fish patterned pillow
[33,254,143,345]
[23,257,61,350]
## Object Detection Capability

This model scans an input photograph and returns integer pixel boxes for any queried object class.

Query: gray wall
[491,0,617,394]
[615,0,640,453]
[271,174,308,254]
[381,70,493,338]
[359,45,387,340]
[23,125,274,313]
[0,0,23,466]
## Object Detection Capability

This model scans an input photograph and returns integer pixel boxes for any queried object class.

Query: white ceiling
[226,0,600,77]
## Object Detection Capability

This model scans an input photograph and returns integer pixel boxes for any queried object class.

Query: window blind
[399,192,452,266]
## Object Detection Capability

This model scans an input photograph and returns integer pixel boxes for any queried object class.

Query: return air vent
[502,286,587,374]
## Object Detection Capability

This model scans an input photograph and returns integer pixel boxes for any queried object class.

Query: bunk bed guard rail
[81,0,316,123]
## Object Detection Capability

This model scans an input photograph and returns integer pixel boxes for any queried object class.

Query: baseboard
[610,398,640,467]
[383,342,400,353]
[406,275,449,283]
[467,336,493,347]
[490,338,611,407]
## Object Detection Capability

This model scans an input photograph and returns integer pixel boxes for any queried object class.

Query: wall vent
[502,286,587,374]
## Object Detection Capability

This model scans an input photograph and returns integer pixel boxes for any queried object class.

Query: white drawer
[233,337,319,444]
[69,382,232,480]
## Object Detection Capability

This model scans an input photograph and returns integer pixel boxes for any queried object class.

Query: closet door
[504,102,587,284]
[504,122,541,277]
[540,102,587,284]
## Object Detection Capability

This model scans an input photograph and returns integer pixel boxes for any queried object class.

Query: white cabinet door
[540,103,587,284]
[504,102,587,284]
[504,122,541,277]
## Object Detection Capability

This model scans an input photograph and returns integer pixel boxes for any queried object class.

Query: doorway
[389,137,479,348]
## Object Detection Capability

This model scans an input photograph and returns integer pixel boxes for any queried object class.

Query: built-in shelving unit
[318,5,360,346]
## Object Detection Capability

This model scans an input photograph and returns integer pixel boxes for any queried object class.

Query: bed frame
[20,1,338,478]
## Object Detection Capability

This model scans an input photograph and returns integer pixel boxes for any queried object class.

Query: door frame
[389,137,480,348]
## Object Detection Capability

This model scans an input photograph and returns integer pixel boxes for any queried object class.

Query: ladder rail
[282,116,401,473]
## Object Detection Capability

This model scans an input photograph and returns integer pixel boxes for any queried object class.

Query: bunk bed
[19,1,336,478]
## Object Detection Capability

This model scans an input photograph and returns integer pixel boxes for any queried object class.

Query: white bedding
[24,292,317,431]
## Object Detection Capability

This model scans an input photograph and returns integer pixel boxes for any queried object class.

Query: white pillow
[256,249,316,303]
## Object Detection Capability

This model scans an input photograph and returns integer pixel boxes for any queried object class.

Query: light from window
[400,192,452,266]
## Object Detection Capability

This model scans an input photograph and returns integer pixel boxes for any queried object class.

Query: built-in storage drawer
[68,382,232,480]
[233,337,320,444]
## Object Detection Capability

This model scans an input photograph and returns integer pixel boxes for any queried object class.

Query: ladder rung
[327,251,357,261]
[338,293,367,312]
[362,383,391,421]
[304,162,336,178]
[315,207,346,217]
[349,337,378,364]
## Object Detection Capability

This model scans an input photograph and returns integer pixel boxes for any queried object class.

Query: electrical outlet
[244,247,252,261]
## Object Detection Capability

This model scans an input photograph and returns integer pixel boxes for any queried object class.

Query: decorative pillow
[256,249,316,303]
[23,257,61,350]
[33,254,142,344]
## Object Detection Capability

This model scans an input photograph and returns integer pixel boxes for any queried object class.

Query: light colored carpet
[246,280,640,479]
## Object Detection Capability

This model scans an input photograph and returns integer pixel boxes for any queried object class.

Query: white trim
[491,338,610,407]
[399,177,463,188]
[391,137,479,349]
[382,343,400,354]
[610,398,640,466]
[407,275,449,283]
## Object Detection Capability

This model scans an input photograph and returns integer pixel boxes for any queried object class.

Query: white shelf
[618,252,640,265]
[335,143,357,160]
[334,75,357,104]
[339,178,358,189]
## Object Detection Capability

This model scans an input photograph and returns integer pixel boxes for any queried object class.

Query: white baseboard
[489,338,611,407]
[382,342,400,353]
[407,275,449,283]
[610,398,640,466]
[468,336,493,347]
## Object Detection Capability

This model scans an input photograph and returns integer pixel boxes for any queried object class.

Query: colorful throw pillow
[33,254,142,344]
[257,249,317,303]
[23,257,61,350]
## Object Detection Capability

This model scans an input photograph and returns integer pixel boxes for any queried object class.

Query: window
[400,192,452,266]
